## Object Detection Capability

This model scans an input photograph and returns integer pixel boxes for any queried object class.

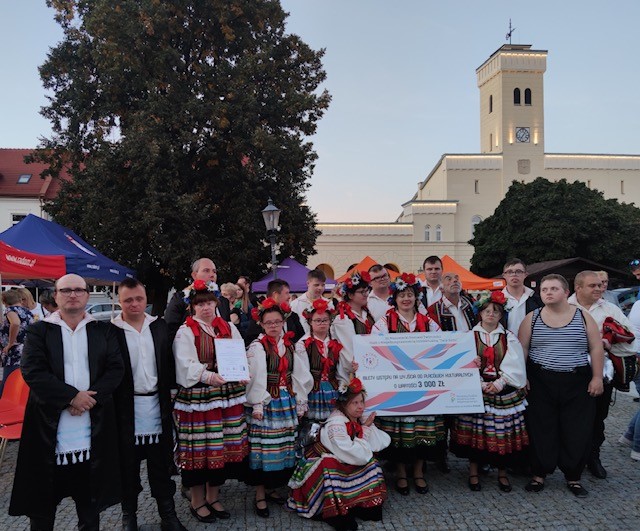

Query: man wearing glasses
[10,274,124,531]
[500,258,543,334]
[367,264,392,321]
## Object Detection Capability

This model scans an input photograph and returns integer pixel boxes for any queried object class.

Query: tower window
[514,88,521,105]
[489,95,493,113]
[489,134,492,152]
[621,180,625,195]
[17,174,32,184]
[424,225,431,242]
[475,180,480,194]
[435,225,442,242]
[471,215,482,236]
[525,88,532,105]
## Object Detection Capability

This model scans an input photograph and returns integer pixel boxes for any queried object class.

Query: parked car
[86,302,121,321]
[612,287,640,316]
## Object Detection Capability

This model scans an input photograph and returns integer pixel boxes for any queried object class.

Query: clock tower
[476,44,547,182]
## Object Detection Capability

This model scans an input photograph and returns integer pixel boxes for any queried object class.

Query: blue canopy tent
[0,214,135,285]
[252,257,335,293]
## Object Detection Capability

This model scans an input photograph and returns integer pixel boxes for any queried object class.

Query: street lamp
[261,198,281,279]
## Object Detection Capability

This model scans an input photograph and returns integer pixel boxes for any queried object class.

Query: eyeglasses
[56,288,89,296]
[262,320,284,327]
[503,270,526,276]
[354,288,371,295]
[311,318,331,324]
[370,273,389,282]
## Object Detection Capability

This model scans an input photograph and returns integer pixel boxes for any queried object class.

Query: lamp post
[261,198,281,279]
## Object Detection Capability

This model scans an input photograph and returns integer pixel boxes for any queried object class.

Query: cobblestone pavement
[1,392,639,530]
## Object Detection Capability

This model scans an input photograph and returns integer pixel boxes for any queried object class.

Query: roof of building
[0,148,67,199]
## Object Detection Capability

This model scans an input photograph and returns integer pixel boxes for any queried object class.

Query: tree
[469,177,640,277]
[34,0,330,311]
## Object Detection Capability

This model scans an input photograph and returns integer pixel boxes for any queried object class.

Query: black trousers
[591,381,614,455]
[526,363,595,481]
[30,462,99,531]
[123,442,176,505]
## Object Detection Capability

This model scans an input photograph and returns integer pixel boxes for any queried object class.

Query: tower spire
[505,19,516,44]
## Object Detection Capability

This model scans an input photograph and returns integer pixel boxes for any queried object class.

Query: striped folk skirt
[287,446,387,519]
[246,388,298,486]
[450,386,529,467]
[173,385,249,475]
[376,415,447,462]
[307,380,339,421]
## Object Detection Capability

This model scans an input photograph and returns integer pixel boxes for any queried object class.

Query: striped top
[528,308,589,371]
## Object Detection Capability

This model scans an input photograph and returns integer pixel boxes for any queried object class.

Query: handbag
[602,317,638,391]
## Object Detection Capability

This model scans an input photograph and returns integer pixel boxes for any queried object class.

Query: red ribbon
[320,355,334,378]
[416,313,430,332]
[185,316,231,338]
[345,421,363,439]
[260,334,278,352]
[283,330,296,347]
[278,353,289,378]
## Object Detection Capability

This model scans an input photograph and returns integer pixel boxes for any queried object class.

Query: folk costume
[373,305,447,463]
[427,295,476,332]
[9,312,124,530]
[245,299,303,488]
[173,314,249,487]
[287,379,390,526]
[112,313,184,530]
[450,321,529,468]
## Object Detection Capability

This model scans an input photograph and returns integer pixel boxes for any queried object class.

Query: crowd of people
[3,254,640,531]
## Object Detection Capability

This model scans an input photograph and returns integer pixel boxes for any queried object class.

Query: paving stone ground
[1,392,639,530]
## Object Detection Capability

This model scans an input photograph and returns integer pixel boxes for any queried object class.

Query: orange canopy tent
[335,256,400,283]
[418,255,505,291]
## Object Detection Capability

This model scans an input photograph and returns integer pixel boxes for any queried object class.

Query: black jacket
[10,320,124,518]
[111,318,177,500]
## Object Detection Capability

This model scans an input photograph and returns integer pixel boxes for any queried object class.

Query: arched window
[489,95,493,113]
[514,88,521,105]
[471,215,482,236]
[315,263,335,279]
[383,263,400,273]
[424,225,431,242]
[435,225,442,242]
[524,88,532,105]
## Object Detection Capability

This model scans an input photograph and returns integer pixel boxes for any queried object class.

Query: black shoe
[525,479,544,492]
[254,498,269,518]
[634,397,640,402]
[413,476,429,494]
[436,458,451,474]
[189,503,216,523]
[567,482,588,498]
[395,477,410,495]
[468,475,481,492]
[498,476,512,493]
[206,500,231,519]
[587,456,607,479]
[157,497,188,531]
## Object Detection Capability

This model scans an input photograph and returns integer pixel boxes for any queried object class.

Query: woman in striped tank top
[518,274,604,498]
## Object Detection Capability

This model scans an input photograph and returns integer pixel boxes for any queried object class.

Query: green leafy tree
[33,0,330,311]
[469,177,640,276]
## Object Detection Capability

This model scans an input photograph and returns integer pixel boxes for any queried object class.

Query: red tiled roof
[0,148,69,199]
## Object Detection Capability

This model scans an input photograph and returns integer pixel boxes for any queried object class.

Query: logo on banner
[65,233,96,256]
[5,254,36,268]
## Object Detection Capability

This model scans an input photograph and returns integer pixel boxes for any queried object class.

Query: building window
[424,225,431,242]
[435,225,442,242]
[316,263,335,280]
[514,88,521,105]
[384,263,400,273]
[475,180,480,194]
[17,174,32,184]
[489,95,493,113]
[489,134,493,152]
[12,214,27,226]
[621,180,625,195]
[587,180,591,188]
[524,88,532,105]
[471,215,482,236]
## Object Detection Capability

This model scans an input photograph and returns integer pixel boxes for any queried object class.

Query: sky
[2,1,640,222]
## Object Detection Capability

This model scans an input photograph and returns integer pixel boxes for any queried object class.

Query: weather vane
[506,19,515,44]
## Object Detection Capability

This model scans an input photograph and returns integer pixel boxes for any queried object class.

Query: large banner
[354,332,484,416]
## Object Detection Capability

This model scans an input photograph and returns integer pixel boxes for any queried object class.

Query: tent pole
[111,281,116,319]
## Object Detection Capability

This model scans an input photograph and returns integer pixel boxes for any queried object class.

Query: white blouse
[472,322,527,389]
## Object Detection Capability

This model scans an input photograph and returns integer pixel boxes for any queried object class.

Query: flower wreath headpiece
[183,279,219,305]
[337,377,366,402]
[251,297,292,322]
[473,290,509,314]
[387,272,423,305]
[302,298,336,321]
[338,270,371,298]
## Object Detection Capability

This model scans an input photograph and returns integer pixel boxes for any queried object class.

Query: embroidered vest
[264,340,295,398]
[306,340,339,391]
[473,331,508,382]
[432,299,476,331]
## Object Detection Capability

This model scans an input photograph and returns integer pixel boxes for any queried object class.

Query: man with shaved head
[427,272,476,332]
[9,274,124,530]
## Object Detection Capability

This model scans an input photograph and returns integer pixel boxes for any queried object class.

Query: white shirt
[367,291,392,322]
[501,286,535,335]
[424,284,443,307]
[372,311,440,334]
[471,323,527,389]
[112,313,159,394]
[441,296,471,332]
[628,300,640,345]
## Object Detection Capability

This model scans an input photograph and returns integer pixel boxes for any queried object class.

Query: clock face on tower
[515,127,530,143]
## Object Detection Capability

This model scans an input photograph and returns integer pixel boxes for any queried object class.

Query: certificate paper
[214,338,250,381]
[354,332,484,416]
